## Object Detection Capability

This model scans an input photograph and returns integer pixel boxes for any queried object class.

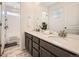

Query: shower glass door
[0,2,2,56]
[5,2,20,45]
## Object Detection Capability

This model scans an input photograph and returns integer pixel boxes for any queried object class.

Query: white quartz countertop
[25,30,79,55]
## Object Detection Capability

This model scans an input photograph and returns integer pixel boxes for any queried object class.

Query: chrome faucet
[58,27,67,38]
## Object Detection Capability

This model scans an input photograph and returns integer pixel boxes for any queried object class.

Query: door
[5,2,20,44]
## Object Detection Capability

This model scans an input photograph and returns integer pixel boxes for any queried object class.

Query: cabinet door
[33,36,39,44]
[25,35,29,51]
[28,39,32,54]
[40,47,54,57]
[33,48,39,57]
[25,32,32,39]
[33,42,39,50]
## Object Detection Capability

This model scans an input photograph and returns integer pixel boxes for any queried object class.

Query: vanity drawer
[40,47,54,57]
[33,42,39,51]
[33,48,39,57]
[33,36,39,44]
[25,32,32,39]
[40,39,76,57]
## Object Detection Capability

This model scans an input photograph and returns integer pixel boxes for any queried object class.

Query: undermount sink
[42,30,58,38]
[43,30,57,34]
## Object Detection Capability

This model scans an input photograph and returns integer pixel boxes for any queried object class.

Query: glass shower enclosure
[0,2,2,56]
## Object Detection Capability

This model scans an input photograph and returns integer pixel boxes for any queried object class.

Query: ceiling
[21,2,56,7]
[5,2,20,13]
[5,2,20,9]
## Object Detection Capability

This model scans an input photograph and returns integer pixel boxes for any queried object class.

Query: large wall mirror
[48,2,79,36]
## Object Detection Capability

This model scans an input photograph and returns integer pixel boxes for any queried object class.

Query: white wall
[21,2,48,49]
[48,3,79,34]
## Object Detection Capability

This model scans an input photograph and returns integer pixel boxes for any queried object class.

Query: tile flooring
[2,45,31,57]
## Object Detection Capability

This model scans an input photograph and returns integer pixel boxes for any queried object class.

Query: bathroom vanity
[25,31,79,57]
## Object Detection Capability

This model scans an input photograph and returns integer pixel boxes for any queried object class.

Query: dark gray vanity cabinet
[25,33,32,54]
[25,32,79,57]
[40,39,78,57]
[33,42,39,51]
[29,38,32,53]
[32,48,39,57]
[25,35,29,51]
[40,47,54,57]
[32,36,40,57]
